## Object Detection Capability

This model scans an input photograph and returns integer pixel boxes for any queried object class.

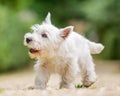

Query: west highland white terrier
[24,13,104,89]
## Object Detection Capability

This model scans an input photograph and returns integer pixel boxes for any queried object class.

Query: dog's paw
[83,77,97,87]
[83,81,95,87]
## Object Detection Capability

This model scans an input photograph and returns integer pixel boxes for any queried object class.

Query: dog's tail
[87,40,104,54]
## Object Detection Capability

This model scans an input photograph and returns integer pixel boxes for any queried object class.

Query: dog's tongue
[29,48,38,53]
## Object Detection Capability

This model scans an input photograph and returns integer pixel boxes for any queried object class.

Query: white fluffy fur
[24,13,104,89]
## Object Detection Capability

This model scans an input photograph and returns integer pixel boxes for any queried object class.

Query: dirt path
[0,60,120,96]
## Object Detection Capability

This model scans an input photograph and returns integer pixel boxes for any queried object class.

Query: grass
[75,84,85,89]
[75,84,97,89]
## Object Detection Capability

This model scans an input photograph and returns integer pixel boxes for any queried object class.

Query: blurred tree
[0,1,37,72]
[80,0,120,59]
[0,0,31,11]
[29,0,86,26]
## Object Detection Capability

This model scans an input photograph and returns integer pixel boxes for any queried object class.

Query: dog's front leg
[34,64,49,89]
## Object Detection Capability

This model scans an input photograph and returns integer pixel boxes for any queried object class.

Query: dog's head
[24,12,74,58]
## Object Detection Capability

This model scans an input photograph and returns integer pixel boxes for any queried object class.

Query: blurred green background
[0,0,120,72]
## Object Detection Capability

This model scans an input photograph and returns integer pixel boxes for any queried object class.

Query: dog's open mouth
[29,48,39,53]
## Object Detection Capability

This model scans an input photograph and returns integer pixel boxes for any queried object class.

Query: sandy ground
[0,60,120,96]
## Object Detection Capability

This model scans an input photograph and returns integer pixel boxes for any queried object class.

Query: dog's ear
[60,26,74,39]
[43,12,51,24]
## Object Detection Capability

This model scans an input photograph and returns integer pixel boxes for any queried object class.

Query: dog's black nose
[26,38,32,43]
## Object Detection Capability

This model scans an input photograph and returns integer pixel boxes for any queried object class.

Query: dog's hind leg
[79,55,97,87]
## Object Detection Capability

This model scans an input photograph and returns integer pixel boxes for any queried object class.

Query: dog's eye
[41,33,47,38]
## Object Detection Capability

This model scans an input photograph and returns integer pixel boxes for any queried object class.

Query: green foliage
[75,84,84,89]
[80,0,120,59]
[80,0,114,23]
[0,5,37,72]
[29,0,84,26]
[102,30,120,59]
[0,0,32,11]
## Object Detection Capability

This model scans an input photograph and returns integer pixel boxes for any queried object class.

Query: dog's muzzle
[25,37,39,54]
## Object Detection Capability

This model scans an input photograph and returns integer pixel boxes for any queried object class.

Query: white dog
[24,13,104,89]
